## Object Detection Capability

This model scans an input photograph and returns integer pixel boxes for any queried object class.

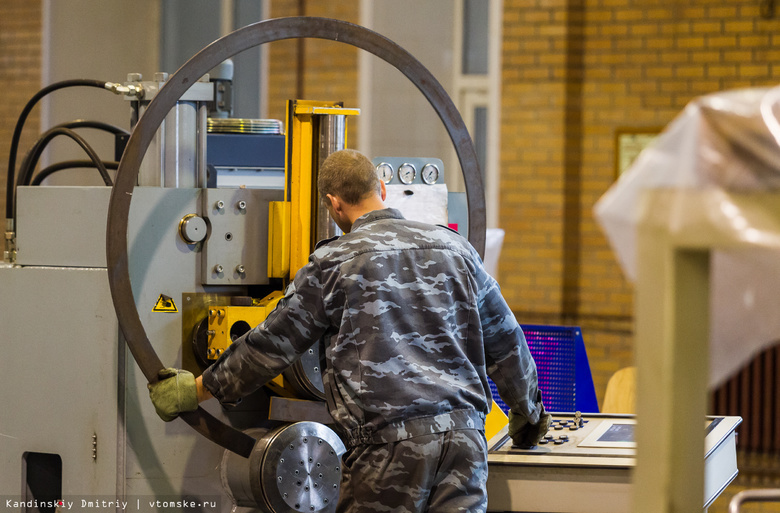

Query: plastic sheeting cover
[594,86,780,387]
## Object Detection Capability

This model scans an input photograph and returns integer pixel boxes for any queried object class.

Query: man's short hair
[318,149,381,205]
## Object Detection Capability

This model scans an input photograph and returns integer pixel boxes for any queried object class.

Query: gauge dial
[421,163,440,185]
[398,163,416,184]
[376,162,394,184]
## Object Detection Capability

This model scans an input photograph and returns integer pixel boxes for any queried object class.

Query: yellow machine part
[267,100,360,280]
[206,291,284,359]
[485,400,509,441]
[268,201,291,278]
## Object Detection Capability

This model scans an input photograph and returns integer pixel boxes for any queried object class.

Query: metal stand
[634,190,780,512]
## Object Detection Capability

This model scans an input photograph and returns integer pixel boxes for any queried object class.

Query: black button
[553,439,565,445]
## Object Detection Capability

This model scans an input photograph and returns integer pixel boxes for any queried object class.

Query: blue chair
[489,324,599,414]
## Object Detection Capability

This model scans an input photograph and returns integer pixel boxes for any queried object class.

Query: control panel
[486,413,741,513]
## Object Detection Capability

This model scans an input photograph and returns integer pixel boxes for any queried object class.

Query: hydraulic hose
[14,128,112,220]
[18,119,126,186]
[5,79,113,220]
[31,160,119,186]
[48,119,129,136]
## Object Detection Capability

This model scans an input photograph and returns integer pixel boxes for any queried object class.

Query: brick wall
[501,0,780,406]
[267,0,360,147]
[0,1,41,236]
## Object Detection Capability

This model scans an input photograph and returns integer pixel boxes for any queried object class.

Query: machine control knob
[179,214,207,244]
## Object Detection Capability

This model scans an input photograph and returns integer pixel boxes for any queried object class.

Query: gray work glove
[147,368,199,422]
[508,397,552,448]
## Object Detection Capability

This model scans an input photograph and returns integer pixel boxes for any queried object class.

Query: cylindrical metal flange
[283,345,326,401]
[107,16,486,458]
[222,423,346,512]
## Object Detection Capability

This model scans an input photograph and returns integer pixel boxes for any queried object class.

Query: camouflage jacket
[201,208,542,447]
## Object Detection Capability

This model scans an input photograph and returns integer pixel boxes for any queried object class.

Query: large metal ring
[107,16,486,458]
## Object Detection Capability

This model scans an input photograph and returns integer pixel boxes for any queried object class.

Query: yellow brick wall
[267,0,360,147]
[501,0,780,408]
[0,0,41,227]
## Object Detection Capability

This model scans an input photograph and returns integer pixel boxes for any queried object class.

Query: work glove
[147,368,199,422]
[508,399,552,448]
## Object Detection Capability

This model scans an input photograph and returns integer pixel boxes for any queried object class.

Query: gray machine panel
[15,187,207,269]
[0,266,120,497]
[201,187,284,285]
[3,186,265,512]
[16,186,112,267]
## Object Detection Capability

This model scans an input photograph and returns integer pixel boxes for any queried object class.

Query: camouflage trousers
[336,428,488,513]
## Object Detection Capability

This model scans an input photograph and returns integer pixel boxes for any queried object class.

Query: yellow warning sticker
[153,294,178,313]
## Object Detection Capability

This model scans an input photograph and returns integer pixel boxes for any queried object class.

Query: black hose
[49,119,129,137]
[18,127,112,187]
[14,128,112,217]
[5,79,109,220]
[31,160,119,186]
[20,120,126,186]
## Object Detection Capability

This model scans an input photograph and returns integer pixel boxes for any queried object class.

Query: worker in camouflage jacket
[149,149,550,513]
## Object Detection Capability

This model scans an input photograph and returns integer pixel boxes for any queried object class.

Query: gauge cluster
[371,157,444,186]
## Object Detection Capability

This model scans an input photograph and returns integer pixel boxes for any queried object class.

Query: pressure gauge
[398,163,416,184]
[421,163,440,184]
[376,162,394,184]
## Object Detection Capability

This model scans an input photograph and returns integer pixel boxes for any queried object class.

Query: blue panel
[206,133,285,169]
[574,328,599,413]
[489,324,599,415]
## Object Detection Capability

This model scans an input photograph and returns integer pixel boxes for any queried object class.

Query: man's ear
[380,181,387,201]
[326,193,342,214]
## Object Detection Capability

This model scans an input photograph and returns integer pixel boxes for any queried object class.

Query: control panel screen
[596,423,635,443]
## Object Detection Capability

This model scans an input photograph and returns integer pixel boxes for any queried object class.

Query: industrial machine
[0,17,486,513]
[487,413,741,513]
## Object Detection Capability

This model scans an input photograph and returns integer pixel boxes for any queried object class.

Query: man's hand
[147,368,199,422]
[508,404,552,448]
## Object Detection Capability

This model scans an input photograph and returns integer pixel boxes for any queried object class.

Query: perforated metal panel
[490,325,598,414]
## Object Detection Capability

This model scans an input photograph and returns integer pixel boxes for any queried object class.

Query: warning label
[153,294,178,313]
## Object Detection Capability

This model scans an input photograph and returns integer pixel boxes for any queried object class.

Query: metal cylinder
[136,99,162,187]
[315,115,346,243]
[282,345,326,400]
[197,102,208,188]
[163,101,199,188]
[221,423,346,512]
[132,74,211,188]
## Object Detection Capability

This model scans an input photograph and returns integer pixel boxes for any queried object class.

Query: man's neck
[344,197,386,226]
